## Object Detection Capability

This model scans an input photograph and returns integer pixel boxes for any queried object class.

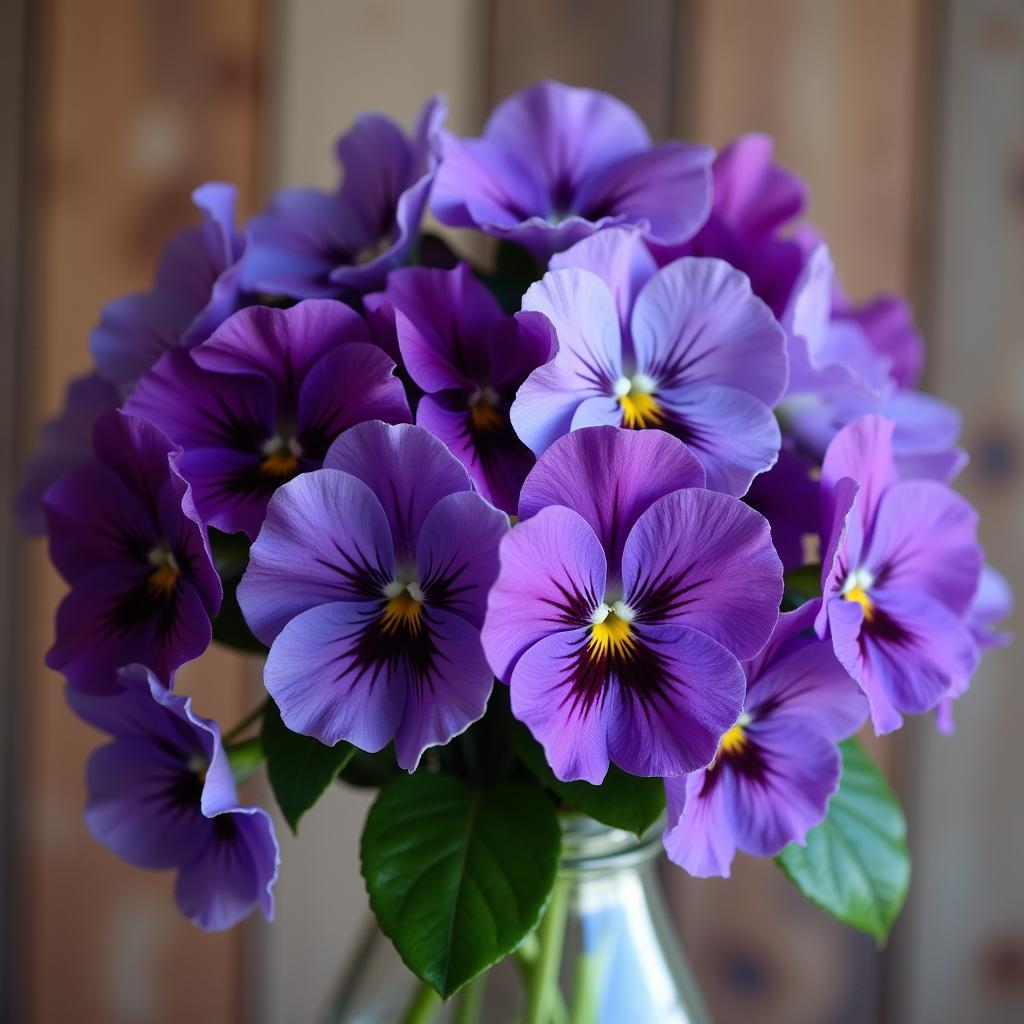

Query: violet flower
[432,80,714,260]
[382,262,554,513]
[663,600,866,878]
[817,415,983,734]
[482,427,783,784]
[124,300,410,539]
[43,411,221,692]
[15,372,118,535]
[91,183,248,392]
[238,421,508,770]
[69,664,279,931]
[512,228,787,495]
[245,97,445,298]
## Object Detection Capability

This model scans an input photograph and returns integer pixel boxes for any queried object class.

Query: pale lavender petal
[662,773,737,879]
[896,446,969,484]
[239,469,394,644]
[622,488,782,659]
[820,415,898,529]
[482,505,606,683]
[817,477,862,632]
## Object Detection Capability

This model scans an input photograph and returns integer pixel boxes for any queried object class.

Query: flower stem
[222,697,268,744]
[525,879,570,1024]
[454,973,487,1024]
[401,982,442,1024]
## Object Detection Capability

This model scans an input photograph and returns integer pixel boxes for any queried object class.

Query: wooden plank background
[7,1,1022,1022]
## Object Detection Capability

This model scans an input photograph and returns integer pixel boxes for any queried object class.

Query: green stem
[525,880,570,1024]
[401,982,442,1024]
[569,942,608,1024]
[222,698,268,744]
[454,972,487,1024]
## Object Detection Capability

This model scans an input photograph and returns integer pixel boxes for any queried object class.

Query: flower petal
[662,773,737,879]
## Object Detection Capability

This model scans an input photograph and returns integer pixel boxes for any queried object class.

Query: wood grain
[22,1,265,1021]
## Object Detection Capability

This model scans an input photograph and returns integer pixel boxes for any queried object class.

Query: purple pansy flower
[663,600,867,878]
[43,411,222,692]
[512,228,787,495]
[482,427,784,784]
[238,421,508,770]
[69,664,279,931]
[91,183,248,392]
[124,300,410,539]
[651,133,808,319]
[15,372,118,535]
[245,97,445,298]
[935,565,1013,734]
[816,415,983,734]
[432,80,714,260]
[381,262,553,513]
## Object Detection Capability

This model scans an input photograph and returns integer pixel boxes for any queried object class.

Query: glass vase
[322,815,709,1024]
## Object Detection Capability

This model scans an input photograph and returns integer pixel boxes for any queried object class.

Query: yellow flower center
[588,601,636,658]
[614,374,663,430]
[380,581,424,636]
[469,388,504,433]
[841,568,876,621]
[259,435,303,480]
[146,544,179,599]
[719,722,748,756]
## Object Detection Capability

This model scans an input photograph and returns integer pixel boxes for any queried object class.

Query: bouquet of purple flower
[19,80,1011,1009]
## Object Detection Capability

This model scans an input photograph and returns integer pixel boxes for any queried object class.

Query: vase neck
[558,814,663,874]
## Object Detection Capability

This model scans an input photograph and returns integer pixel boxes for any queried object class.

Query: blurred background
[1,1,1021,1021]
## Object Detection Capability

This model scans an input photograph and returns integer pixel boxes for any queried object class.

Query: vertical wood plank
[671,2,927,1020]
[23,1,265,1021]
[896,2,1024,1020]
[253,4,487,1020]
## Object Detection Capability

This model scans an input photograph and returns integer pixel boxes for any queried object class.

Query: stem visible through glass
[525,879,570,1024]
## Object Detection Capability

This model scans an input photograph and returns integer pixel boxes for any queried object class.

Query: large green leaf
[777,738,910,943]
[361,772,561,997]
[513,723,665,836]
[262,702,356,832]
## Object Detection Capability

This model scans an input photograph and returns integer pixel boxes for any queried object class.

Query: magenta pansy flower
[482,427,783,784]
[511,228,787,495]
[381,262,553,513]
[816,415,983,734]
[663,600,866,878]
[69,665,279,931]
[238,421,508,770]
[43,411,222,692]
[124,300,410,539]
[432,80,714,260]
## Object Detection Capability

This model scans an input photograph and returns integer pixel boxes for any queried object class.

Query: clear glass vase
[322,816,709,1024]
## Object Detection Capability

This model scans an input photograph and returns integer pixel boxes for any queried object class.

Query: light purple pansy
[15,372,119,535]
[935,564,1013,734]
[511,228,788,495]
[432,80,714,260]
[43,411,222,692]
[124,300,410,539]
[238,421,508,770]
[91,183,249,392]
[816,415,983,734]
[68,664,279,931]
[663,600,867,878]
[482,427,784,784]
[245,97,445,298]
[381,262,554,513]
[651,133,808,319]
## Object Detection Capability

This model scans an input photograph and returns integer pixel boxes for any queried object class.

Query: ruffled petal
[662,773,737,879]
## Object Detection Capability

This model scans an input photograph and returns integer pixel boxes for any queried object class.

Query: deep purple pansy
[651,133,809,319]
[512,228,788,495]
[124,300,411,539]
[482,427,784,784]
[69,664,279,931]
[43,411,222,692]
[381,262,554,513]
[238,421,508,770]
[663,600,866,878]
[816,415,983,734]
[91,182,249,392]
[244,97,445,298]
[15,372,119,536]
[432,80,714,260]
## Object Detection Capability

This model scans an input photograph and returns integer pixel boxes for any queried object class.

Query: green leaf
[337,745,401,789]
[513,723,665,836]
[782,562,823,611]
[777,738,910,943]
[361,772,560,997]
[208,528,267,654]
[261,702,356,832]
